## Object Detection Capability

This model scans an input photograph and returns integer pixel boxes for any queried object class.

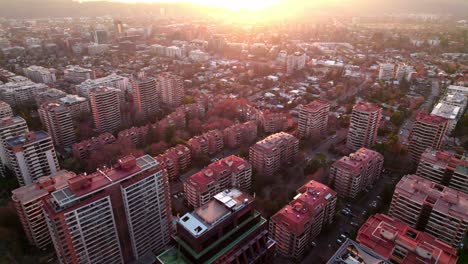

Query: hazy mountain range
[0,0,467,19]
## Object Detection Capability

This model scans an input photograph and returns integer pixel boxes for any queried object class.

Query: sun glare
[96,0,282,11]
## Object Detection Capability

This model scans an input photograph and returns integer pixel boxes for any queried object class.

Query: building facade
[11,170,75,249]
[89,86,122,133]
[416,149,468,193]
[43,155,172,263]
[388,174,467,248]
[408,113,448,163]
[330,148,384,199]
[298,100,330,139]
[39,102,76,148]
[249,132,299,176]
[184,155,252,208]
[5,131,59,186]
[23,65,56,84]
[270,181,337,261]
[0,116,29,173]
[346,102,382,151]
[157,73,184,108]
[131,77,160,118]
[357,214,458,264]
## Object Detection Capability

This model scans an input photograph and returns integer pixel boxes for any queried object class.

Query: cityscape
[0,0,467,264]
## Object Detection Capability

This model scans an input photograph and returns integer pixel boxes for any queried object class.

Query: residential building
[155,144,191,181]
[357,214,458,264]
[76,73,129,97]
[89,86,122,133]
[35,88,67,107]
[43,155,172,263]
[131,77,160,118]
[249,132,299,176]
[0,100,13,118]
[0,116,29,172]
[327,239,389,264]
[395,63,415,82]
[346,102,382,151]
[11,170,75,249]
[416,149,468,193]
[378,63,395,80]
[223,121,257,148]
[389,175,468,248]
[23,65,56,84]
[330,148,384,199]
[72,132,116,160]
[157,73,184,108]
[408,113,448,163]
[157,189,275,264]
[286,52,307,74]
[39,102,76,148]
[0,80,47,106]
[5,131,59,186]
[270,181,337,261]
[58,94,90,119]
[259,110,291,134]
[184,155,252,208]
[63,65,95,83]
[187,129,224,157]
[298,100,330,139]
[431,102,462,134]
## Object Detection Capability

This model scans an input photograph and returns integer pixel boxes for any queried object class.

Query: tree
[182,95,195,105]
[391,111,404,127]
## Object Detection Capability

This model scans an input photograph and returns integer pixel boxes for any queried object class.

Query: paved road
[304,129,347,160]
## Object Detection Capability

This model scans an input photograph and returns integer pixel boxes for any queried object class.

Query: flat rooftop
[327,239,389,264]
[5,131,50,148]
[178,189,252,238]
[431,103,460,120]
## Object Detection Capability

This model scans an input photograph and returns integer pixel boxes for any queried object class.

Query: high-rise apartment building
[43,155,172,263]
[72,132,116,160]
[249,132,299,176]
[416,149,468,193]
[330,148,384,199]
[286,52,307,74]
[298,100,330,139]
[0,80,48,106]
[157,189,275,264]
[11,170,75,249]
[0,100,13,118]
[35,88,67,107]
[187,129,224,157]
[156,73,184,108]
[23,65,56,84]
[39,102,76,149]
[395,63,415,82]
[76,73,128,97]
[5,131,59,186]
[0,116,28,172]
[184,155,252,208]
[378,63,395,80]
[131,77,160,118]
[357,214,458,264]
[408,113,448,163]
[270,181,337,261]
[388,174,467,248]
[58,94,90,119]
[346,102,382,151]
[89,86,122,133]
[63,65,95,83]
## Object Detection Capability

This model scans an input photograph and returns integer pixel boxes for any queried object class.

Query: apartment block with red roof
[184,155,251,208]
[330,148,383,199]
[389,174,467,248]
[223,121,257,149]
[72,132,116,160]
[188,129,224,157]
[249,132,299,177]
[259,110,292,134]
[269,180,337,261]
[298,99,330,139]
[117,125,149,147]
[416,149,468,193]
[155,144,191,181]
[357,214,458,264]
[408,113,448,163]
[346,102,382,151]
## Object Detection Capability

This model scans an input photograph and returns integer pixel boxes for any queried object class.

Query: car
[362,210,367,216]
[337,239,343,244]
[350,222,359,227]
[173,194,178,199]
[346,203,351,208]
[376,196,381,200]
[311,242,317,247]
[340,234,347,240]
[341,209,350,215]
